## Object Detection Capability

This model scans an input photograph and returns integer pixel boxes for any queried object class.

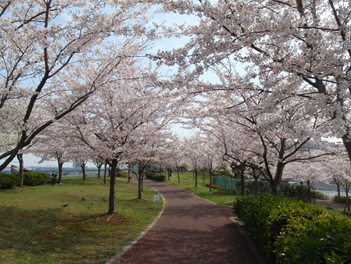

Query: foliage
[311,190,329,200]
[233,194,325,261]
[12,172,50,187]
[333,195,349,204]
[278,183,308,202]
[145,172,166,182]
[116,170,127,178]
[0,173,17,189]
[275,214,351,264]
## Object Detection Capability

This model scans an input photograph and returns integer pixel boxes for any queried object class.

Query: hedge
[275,213,351,264]
[0,173,17,189]
[145,172,166,182]
[14,172,50,186]
[232,194,349,263]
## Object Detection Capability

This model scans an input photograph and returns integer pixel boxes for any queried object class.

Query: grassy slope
[162,171,237,206]
[0,177,162,264]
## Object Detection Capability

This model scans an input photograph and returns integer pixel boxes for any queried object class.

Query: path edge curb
[229,216,267,264]
[105,187,166,264]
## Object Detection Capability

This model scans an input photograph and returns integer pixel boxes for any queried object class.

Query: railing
[214,177,238,192]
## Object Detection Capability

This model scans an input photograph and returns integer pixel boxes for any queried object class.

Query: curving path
[113,179,260,264]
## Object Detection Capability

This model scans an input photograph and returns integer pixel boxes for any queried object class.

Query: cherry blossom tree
[157,0,351,162]
[284,160,329,203]
[326,151,351,209]
[183,136,203,187]
[58,58,178,213]
[187,86,333,194]
[0,0,158,171]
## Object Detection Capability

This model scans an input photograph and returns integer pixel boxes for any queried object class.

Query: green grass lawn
[163,171,238,206]
[0,177,162,264]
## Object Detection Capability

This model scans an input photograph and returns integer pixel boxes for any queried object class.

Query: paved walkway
[115,179,260,264]
[315,199,348,210]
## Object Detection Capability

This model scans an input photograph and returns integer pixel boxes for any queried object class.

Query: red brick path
[116,179,258,264]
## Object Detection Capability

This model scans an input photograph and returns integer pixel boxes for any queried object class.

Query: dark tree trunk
[127,163,131,183]
[209,172,212,191]
[203,172,205,187]
[240,171,245,196]
[177,169,180,184]
[97,164,102,178]
[107,159,118,214]
[342,134,351,162]
[57,159,63,183]
[195,170,198,187]
[270,162,285,195]
[81,163,86,180]
[104,162,107,184]
[138,170,144,199]
[17,153,24,187]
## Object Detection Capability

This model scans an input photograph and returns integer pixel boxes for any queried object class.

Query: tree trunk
[97,164,102,178]
[203,172,205,187]
[270,162,285,195]
[209,172,212,191]
[195,170,198,187]
[17,153,24,187]
[307,180,311,203]
[337,183,341,202]
[58,160,63,183]
[240,171,245,196]
[177,169,180,184]
[107,159,118,214]
[81,163,86,180]
[138,170,143,199]
[342,134,351,162]
[104,162,107,184]
[127,163,131,183]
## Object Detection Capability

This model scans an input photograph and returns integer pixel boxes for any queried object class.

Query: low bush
[13,172,50,186]
[311,190,329,200]
[0,173,17,189]
[116,170,127,178]
[275,213,351,264]
[233,194,325,262]
[278,183,308,201]
[332,195,349,204]
[145,172,166,182]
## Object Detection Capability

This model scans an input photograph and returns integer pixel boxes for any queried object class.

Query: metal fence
[214,176,239,192]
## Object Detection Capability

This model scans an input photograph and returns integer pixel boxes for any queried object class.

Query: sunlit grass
[0,177,162,264]
[164,171,238,206]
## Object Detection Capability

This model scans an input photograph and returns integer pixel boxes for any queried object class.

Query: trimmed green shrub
[116,170,127,178]
[145,172,166,182]
[13,172,50,186]
[278,183,308,201]
[233,194,325,261]
[243,180,270,195]
[311,190,329,200]
[0,173,17,189]
[332,195,349,204]
[275,213,351,264]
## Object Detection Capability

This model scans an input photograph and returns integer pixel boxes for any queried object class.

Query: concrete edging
[229,216,267,264]
[105,188,166,264]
